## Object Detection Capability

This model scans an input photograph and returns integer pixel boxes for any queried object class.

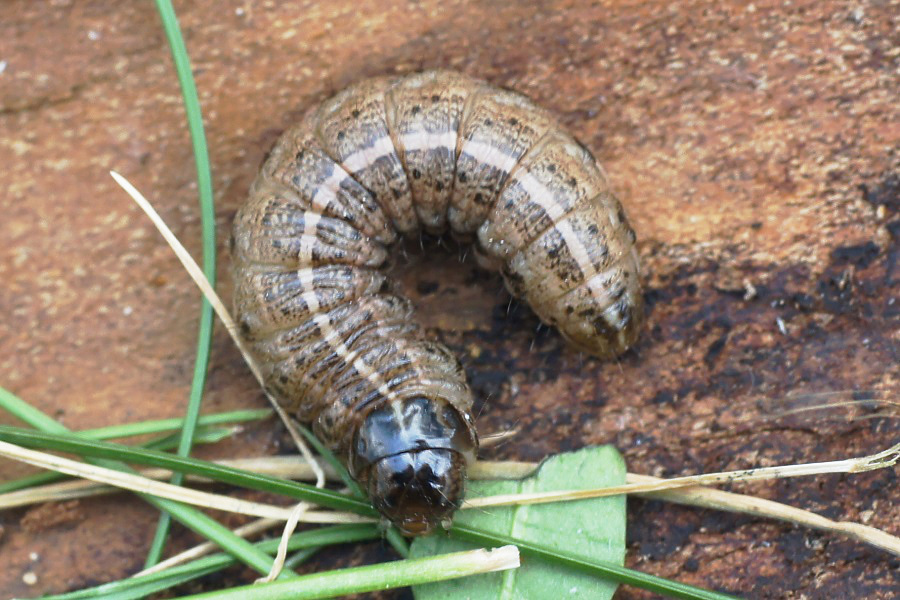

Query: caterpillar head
[351,396,477,535]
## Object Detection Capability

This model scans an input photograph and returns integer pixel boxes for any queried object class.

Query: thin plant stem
[146,0,218,569]
[450,525,740,600]
[40,525,380,600]
[173,546,521,600]
[0,388,290,578]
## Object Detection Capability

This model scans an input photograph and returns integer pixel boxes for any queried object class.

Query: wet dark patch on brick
[831,241,880,269]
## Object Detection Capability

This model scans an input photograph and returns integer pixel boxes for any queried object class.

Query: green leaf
[411,446,626,600]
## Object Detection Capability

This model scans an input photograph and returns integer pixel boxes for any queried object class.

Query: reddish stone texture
[0,0,897,598]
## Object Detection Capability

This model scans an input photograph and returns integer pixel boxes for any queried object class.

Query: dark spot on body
[337,131,345,141]
[484,118,493,126]
[431,94,440,102]
[474,192,485,205]
[591,315,615,337]
[458,172,468,183]
[351,109,360,118]
[502,267,527,295]
[508,117,518,126]
[435,181,444,191]
[412,168,422,179]
[411,105,421,115]
[547,164,556,173]
[587,224,599,236]
[568,177,577,188]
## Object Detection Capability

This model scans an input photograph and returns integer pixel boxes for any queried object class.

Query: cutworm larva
[231,70,643,535]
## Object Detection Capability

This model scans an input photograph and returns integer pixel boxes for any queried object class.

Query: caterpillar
[231,70,643,535]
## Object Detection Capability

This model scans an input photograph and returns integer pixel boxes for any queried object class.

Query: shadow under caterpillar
[231,70,643,535]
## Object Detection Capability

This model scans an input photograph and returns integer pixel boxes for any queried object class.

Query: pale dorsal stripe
[512,176,623,329]
[298,211,321,263]
[459,139,519,173]
[551,220,623,330]
[311,167,353,211]
[311,313,400,403]
[514,172,568,221]
[400,130,457,153]
[342,136,396,173]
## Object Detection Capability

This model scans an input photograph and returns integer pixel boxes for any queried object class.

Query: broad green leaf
[411,446,626,600]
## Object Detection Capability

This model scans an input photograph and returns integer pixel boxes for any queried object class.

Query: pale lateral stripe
[400,130,457,153]
[299,290,320,313]
[553,219,596,280]
[310,168,350,211]
[341,135,396,172]
[553,219,625,330]
[460,139,519,173]
[294,268,318,288]
[311,313,399,402]
[515,172,568,221]
[298,211,321,263]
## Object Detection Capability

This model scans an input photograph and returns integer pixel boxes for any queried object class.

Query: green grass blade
[0,386,71,433]
[0,392,736,598]
[0,407,269,495]
[173,546,519,600]
[0,390,287,579]
[0,424,374,515]
[296,424,362,496]
[147,0,218,569]
[143,426,236,451]
[0,421,740,598]
[43,525,379,600]
[450,525,740,600]
[0,426,232,494]
[79,409,271,440]
[282,546,321,570]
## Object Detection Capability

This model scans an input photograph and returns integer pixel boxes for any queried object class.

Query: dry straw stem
[136,517,280,577]
[111,171,327,581]
[766,398,900,420]
[0,439,370,525]
[109,171,325,488]
[6,452,899,557]
[463,442,900,509]
[626,473,900,556]
[105,173,900,559]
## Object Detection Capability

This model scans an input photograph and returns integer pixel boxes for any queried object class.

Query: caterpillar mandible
[231,70,644,535]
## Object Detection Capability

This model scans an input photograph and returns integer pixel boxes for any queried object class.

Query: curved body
[232,70,643,534]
